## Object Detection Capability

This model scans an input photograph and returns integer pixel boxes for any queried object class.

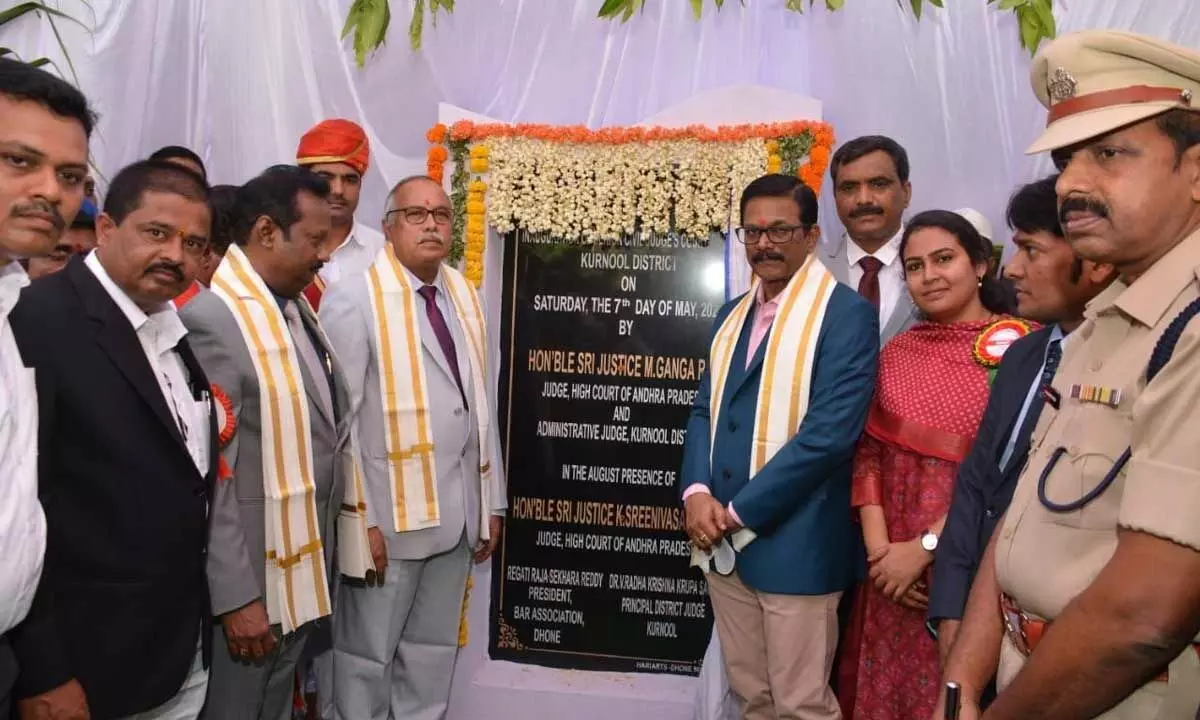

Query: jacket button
[728,420,738,432]
[722,468,732,480]
[985,507,996,518]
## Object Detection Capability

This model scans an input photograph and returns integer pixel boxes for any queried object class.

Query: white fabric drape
[3,0,1197,246]
[3,3,1198,720]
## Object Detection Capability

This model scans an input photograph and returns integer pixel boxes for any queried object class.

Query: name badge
[1069,384,1122,408]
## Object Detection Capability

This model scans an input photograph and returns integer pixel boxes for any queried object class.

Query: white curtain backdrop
[2,2,1197,718]
[3,0,1198,247]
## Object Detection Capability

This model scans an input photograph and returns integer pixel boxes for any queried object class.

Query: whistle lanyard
[1038,297,1200,514]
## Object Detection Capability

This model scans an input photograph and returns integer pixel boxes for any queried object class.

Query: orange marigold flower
[427,146,448,163]
[449,120,476,141]
[426,123,448,144]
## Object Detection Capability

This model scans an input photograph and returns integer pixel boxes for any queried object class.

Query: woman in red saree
[840,210,1028,720]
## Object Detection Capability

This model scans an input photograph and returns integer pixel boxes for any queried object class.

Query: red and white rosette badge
[973,318,1034,382]
[211,384,237,480]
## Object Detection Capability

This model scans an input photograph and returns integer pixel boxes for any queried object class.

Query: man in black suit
[9,161,216,720]
[927,174,1118,668]
[0,58,94,719]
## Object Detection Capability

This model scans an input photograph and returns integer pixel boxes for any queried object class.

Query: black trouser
[0,634,16,720]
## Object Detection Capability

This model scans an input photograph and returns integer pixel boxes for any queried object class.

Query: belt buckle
[999,593,1032,656]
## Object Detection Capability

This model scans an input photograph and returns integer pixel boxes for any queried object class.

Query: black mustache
[850,205,884,218]
[1059,196,1110,224]
[13,201,65,230]
[751,251,785,264]
[144,263,183,281]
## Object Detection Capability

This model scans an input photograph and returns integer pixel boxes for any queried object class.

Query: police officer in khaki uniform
[935,30,1200,720]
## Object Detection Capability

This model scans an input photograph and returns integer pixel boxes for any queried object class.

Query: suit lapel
[727,311,761,399]
[325,344,354,448]
[293,303,335,431]
[882,290,918,342]
[822,236,850,285]
[71,262,189,454]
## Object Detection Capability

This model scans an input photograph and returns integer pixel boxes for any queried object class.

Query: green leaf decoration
[340,0,361,39]
[1031,0,1055,46]
[1017,6,1041,54]
[340,0,1054,75]
[0,1,83,28]
[448,140,470,264]
[408,0,424,52]
[0,1,87,84]
[597,0,629,18]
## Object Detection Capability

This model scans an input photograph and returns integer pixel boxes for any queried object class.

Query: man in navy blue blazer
[927,175,1117,674]
[680,174,878,720]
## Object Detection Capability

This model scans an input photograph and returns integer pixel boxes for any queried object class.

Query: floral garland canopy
[426,120,836,287]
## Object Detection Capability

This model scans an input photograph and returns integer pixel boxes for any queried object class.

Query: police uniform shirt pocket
[1040,400,1131,531]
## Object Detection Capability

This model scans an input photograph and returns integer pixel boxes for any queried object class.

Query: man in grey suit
[181,167,384,720]
[818,135,918,343]
[322,175,506,720]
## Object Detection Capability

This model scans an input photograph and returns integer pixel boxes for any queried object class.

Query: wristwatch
[920,528,939,553]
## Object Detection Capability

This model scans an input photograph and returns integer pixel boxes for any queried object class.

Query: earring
[977,277,984,287]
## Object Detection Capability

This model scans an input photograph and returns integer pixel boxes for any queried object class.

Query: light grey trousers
[332,534,471,720]
[200,620,311,720]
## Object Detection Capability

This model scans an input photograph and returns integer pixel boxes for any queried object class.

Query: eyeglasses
[386,206,453,226]
[734,225,808,244]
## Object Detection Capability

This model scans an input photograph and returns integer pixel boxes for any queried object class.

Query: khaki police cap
[1026,30,1200,154]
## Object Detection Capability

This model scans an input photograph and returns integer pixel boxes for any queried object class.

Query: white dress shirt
[846,228,905,333]
[84,252,210,476]
[318,221,385,286]
[0,261,46,636]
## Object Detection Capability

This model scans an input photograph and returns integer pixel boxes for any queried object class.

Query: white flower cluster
[485,137,767,241]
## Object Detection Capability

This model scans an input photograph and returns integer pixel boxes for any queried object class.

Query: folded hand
[868,539,933,604]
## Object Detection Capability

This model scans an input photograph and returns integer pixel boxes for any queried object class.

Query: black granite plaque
[489,230,726,675]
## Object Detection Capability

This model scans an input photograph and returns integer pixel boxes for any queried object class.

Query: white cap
[954,207,993,243]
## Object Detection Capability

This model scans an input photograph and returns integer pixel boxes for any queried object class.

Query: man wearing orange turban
[296,119,385,310]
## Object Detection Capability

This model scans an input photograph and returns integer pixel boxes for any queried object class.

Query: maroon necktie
[857,256,883,311]
[417,285,466,401]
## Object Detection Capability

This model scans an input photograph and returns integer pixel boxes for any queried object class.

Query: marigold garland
[463,144,488,286]
[458,573,474,648]
[428,118,835,246]
[426,123,447,144]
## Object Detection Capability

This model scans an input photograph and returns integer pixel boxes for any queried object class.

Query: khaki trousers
[707,572,842,720]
